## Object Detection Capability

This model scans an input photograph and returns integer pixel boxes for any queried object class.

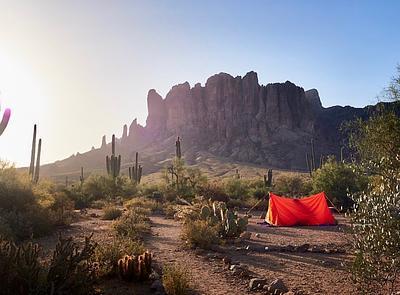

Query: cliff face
[41,71,397,178]
[140,71,321,168]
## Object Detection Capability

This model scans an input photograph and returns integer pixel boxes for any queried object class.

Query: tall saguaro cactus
[305,138,317,177]
[0,102,11,136]
[80,167,84,185]
[128,152,142,184]
[106,134,121,179]
[175,136,181,159]
[29,125,37,176]
[33,139,41,184]
[29,124,42,183]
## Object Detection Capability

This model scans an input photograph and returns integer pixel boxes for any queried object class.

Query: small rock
[229,264,239,271]
[255,233,261,238]
[150,280,164,293]
[240,231,252,239]
[249,278,267,291]
[222,256,232,265]
[149,271,160,280]
[269,278,288,293]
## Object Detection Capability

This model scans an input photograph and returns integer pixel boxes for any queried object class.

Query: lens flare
[0,105,11,136]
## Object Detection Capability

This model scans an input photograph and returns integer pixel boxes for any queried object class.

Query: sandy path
[147,215,252,295]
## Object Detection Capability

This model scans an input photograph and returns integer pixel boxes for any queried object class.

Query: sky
[0,0,399,166]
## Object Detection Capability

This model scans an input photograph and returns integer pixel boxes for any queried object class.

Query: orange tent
[266,192,336,226]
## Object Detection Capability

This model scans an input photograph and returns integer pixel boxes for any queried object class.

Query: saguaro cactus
[29,125,42,183]
[263,169,273,187]
[29,125,37,176]
[106,134,121,179]
[175,136,181,159]
[235,169,240,179]
[306,138,317,176]
[33,139,41,184]
[0,102,11,136]
[80,167,84,185]
[128,152,142,184]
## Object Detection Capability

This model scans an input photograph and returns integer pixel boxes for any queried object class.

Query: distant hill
[39,71,400,181]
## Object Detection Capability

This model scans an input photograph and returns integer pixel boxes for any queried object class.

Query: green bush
[0,162,55,240]
[64,187,94,209]
[223,178,250,199]
[312,157,367,209]
[124,196,162,212]
[102,206,122,220]
[350,169,400,293]
[182,219,219,249]
[48,192,76,225]
[113,208,151,239]
[273,174,312,197]
[162,263,191,295]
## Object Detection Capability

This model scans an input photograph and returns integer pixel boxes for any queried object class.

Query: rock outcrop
[40,71,400,178]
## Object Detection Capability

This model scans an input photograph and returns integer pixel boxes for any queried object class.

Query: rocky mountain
[40,71,398,179]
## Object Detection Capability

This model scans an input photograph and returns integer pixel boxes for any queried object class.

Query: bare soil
[34,209,355,295]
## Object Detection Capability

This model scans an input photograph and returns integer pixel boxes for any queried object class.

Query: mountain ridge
[40,71,398,179]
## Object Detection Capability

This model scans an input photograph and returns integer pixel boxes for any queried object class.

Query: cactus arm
[33,139,41,183]
[29,124,37,176]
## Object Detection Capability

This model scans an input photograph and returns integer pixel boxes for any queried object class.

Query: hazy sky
[0,0,399,166]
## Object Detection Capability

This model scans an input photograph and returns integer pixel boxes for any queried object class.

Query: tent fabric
[266,192,336,226]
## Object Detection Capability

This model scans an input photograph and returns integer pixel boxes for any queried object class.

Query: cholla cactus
[0,102,11,136]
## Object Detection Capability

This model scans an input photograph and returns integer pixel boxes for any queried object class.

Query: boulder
[269,278,288,293]
[249,278,267,291]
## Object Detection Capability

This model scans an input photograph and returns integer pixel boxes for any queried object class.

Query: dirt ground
[34,209,355,295]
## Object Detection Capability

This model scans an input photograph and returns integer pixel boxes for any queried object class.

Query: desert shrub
[46,235,98,295]
[124,196,162,213]
[163,159,207,200]
[82,174,115,200]
[0,239,42,295]
[162,263,191,295]
[113,208,151,239]
[0,162,55,240]
[182,219,219,249]
[95,237,144,276]
[273,174,312,197]
[102,206,122,220]
[91,199,108,209]
[0,235,97,295]
[350,168,400,293]
[347,66,400,293]
[48,192,76,225]
[163,204,177,219]
[64,187,94,209]
[312,157,368,209]
[197,183,228,202]
[249,179,270,199]
[223,178,250,199]
[138,183,165,198]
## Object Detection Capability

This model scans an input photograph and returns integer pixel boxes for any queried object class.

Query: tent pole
[325,194,341,213]
[246,193,269,216]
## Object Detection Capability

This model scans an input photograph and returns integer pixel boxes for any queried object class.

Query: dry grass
[102,206,122,220]
[182,219,220,249]
[163,263,191,295]
[124,197,162,213]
